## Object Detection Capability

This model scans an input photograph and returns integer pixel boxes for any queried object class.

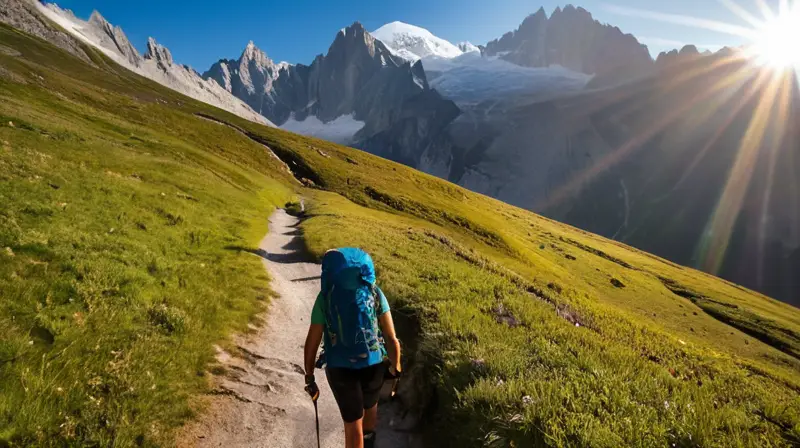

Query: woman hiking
[303,248,402,448]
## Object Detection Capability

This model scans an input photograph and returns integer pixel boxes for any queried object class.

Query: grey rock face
[206,22,460,162]
[144,37,174,69]
[88,11,141,66]
[485,5,653,81]
[655,45,702,70]
[204,58,236,92]
[203,42,285,116]
[0,0,91,63]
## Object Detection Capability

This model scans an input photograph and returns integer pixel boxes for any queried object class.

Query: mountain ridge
[203,21,460,162]
[484,4,653,79]
[15,2,798,306]
[202,7,800,306]
[21,2,274,126]
[1,9,800,447]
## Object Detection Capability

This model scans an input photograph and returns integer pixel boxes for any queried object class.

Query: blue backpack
[320,248,384,369]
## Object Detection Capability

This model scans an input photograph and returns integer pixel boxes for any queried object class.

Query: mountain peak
[240,40,272,66]
[144,37,173,66]
[345,21,366,34]
[372,21,462,61]
[457,41,480,53]
[679,44,700,55]
[485,4,652,80]
[88,10,108,27]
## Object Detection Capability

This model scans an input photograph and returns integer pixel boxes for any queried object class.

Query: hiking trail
[179,209,420,447]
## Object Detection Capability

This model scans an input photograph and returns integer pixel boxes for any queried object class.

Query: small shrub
[147,304,187,334]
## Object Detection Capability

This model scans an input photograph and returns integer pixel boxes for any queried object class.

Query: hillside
[1,18,799,448]
[26,2,799,309]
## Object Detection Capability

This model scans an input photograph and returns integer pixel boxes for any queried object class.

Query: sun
[752,7,800,70]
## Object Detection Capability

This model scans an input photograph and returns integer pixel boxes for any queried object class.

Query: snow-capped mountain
[372,21,463,61]
[205,22,457,157]
[34,3,274,126]
[457,41,480,54]
[369,20,590,105]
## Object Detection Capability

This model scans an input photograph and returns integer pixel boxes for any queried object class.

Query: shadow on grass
[225,234,315,264]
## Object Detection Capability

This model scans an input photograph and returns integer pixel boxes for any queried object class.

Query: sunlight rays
[602,4,760,39]
[749,6,800,69]
[695,69,789,274]
[538,55,754,212]
[718,0,766,29]
[540,2,799,282]
[605,1,800,70]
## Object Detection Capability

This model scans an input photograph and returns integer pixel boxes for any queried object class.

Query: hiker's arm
[378,312,402,374]
[304,324,324,377]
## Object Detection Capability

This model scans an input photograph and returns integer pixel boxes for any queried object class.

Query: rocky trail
[179,209,420,447]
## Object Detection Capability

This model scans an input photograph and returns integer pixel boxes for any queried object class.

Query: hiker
[303,248,402,448]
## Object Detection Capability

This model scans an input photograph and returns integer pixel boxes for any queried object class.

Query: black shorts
[326,363,386,423]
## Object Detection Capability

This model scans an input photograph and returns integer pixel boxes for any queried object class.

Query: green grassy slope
[1,22,799,447]
[0,25,295,446]
[226,124,800,447]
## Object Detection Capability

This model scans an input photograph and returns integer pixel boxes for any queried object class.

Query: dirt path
[179,209,420,447]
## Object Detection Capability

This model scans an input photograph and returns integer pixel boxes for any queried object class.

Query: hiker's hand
[386,365,402,379]
[305,375,319,401]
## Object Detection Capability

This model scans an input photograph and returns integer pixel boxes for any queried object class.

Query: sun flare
[752,6,800,70]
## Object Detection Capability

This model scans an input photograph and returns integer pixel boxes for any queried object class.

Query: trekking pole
[313,397,321,448]
[306,374,321,448]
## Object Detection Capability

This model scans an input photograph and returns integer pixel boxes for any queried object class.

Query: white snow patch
[36,3,274,127]
[458,41,481,54]
[372,21,463,61]
[280,114,365,145]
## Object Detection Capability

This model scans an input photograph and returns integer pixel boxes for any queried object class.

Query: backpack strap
[322,285,337,346]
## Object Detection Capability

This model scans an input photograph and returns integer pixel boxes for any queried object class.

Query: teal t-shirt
[310,286,390,325]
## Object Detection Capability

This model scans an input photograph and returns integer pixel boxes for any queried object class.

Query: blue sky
[50,0,782,70]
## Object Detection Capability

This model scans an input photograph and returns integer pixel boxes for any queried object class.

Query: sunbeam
[538,55,754,212]
[697,69,789,274]
[750,4,800,70]
[602,4,760,39]
[717,0,766,28]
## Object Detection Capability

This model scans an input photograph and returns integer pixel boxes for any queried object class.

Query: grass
[1,20,799,447]
[0,25,294,446]
[223,116,800,446]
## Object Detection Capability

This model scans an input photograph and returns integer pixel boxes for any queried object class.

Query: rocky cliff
[484,5,653,81]
[205,22,460,160]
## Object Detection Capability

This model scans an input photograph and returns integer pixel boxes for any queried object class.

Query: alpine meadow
[1,3,800,448]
